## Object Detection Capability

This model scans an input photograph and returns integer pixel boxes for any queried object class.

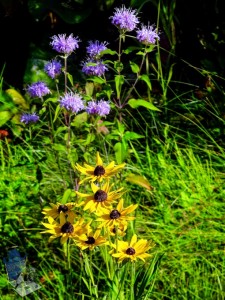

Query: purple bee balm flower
[110,5,139,32]
[97,100,111,116]
[50,34,80,54]
[59,92,85,113]
[86,100,110,116]
[26,81,51,98]
[82,60,108,76]
[136,24,160,45]
[20,113,39,124]
[86,40,108,58]
[44,59,62,79]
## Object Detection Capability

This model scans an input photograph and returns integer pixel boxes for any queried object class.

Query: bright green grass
[0,134,225,299]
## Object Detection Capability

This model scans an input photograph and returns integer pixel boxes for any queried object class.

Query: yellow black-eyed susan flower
[41,213,86,244]
[95,199,138,229]
[74,228,108,250]
[111,234,153,263]
[76,180,124,213]
[42,202,82,220]
[75,152,125,184]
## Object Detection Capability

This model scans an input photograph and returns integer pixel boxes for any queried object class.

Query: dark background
[0,0,224,90]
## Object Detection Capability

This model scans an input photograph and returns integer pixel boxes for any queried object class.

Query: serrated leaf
[67,72,73,86]
[88,76,106,84]
[101,49,117,56]
[128,99,161,111]
[126,174,153,190]
[53,104,61,123]
[6,89,29,109]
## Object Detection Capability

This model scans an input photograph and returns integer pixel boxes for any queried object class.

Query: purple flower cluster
[59,92,85,113]
[44,60,62,79]
[82,60,108,76]
[136,24,160,45]
[82,40,108,77]
[26,82,51,98]
[50,34,80,54]
[86,100,110,116]
[110,5,139,32]
[20,113,39,124]
[86,41,108,59]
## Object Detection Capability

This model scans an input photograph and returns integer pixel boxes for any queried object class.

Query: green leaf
[61,189,75,204]
[85,82,94,97]
[52,143,66,151]
[128,99,161,111]
[88,76,106,84]
[101,49,117,56]
[0,111,12,126]
[130,61,140,73]
[82,133,95,146]
[126,174,153,190]
[113,142,127,164]
[71,112,88,127]
[115,75,125,99]
[124,131,144,140]
[114,61,123,73]
[53,104,61,123]
[6,89,29,109]
[67,72,73,86]
[123,46,140,54]
[139,74,152,91]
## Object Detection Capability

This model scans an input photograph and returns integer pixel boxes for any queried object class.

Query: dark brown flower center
[126,247,136,255]
[110,209,121,219]
[61,222,74,233]
[58,205,69,213]
[94,190,107,202]
[94,165,105,176]
[85,236,95,244]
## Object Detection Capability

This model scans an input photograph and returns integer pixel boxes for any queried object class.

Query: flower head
[82,59,108,76]
[86,100,110,116]
[42,202,82,220]
[44,59,62,79]
[76,180,124,213]
[59,92,85,113]
[136,24,160,45]
[20,113,39,124]
[75,152,126,184]
[26,81,51,98]
[50,34,80,54]
[111,234,153,263]
[96,198,138,228]
[86,40,108,59]
[74,228,108,250]
[110,5,139,32]
[41,213,85,244]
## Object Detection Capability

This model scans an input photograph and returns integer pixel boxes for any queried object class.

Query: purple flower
[136,24,160,45]
[20,113,39,124]
[44,59,62,79]
[86,100,110,116]
[110,6,139,32]
[82,60,108,76]
[86,40,108,58]
[26,82,51,98]
[59,92,85,113]
[50,34,80,54]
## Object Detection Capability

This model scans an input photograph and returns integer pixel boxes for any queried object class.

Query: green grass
[1,127,225,299]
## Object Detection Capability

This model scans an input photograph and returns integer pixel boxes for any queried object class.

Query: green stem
[130,262,136,300]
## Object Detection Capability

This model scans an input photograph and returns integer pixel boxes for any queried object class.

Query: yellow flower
[111,234,153,263]
[75,228,108,250]
[42,202,81,220]
[76,180,124,213]
[108,224,127,237]
[75,152,126,184]
[95,199,138,228]
[41,213,86,244]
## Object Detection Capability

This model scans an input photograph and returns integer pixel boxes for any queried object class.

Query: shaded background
[0,0,224,90]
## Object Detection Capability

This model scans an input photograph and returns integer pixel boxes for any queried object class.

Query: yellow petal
[130,234,138,247]
[96,152,103,165]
